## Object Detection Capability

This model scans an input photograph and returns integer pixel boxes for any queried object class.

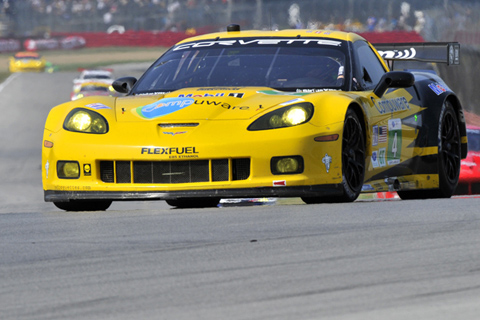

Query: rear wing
[373,42,460,68]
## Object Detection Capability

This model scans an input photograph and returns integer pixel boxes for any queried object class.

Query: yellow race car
[9,51,46,72]
[42,25,467,211]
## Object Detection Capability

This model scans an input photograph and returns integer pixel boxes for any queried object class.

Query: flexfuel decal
[141,147,199,159]
[135,97,194,119]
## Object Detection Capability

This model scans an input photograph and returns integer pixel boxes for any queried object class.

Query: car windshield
[467,128,480,152]
[81,85,109,92]
[84,74,111,80]
[132,37,348,94]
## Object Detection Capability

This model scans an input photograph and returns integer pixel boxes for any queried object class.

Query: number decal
[387,119,402,165]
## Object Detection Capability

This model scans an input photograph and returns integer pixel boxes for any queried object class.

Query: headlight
[271,156,304,174]
[248,102,313,131]
[64,108,108,134]
[57,161,80,179]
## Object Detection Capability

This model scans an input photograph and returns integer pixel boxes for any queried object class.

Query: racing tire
[397,101,461,200]
[302,109,365,204]
[166,198,220,208]
[53,200,112,211]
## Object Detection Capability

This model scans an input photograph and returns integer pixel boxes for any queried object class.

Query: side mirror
[373,71,415,98]
[112,77,137,94]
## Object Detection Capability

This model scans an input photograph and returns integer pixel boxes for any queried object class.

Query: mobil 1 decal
[387,118,402,165]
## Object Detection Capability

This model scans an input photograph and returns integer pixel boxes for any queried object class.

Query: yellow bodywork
[42,28,449,205]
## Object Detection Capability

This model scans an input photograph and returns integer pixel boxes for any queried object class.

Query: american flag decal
[378,126,387,143]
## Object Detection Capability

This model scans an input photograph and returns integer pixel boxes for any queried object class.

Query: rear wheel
[166,198,220,208]
[53,200,112,211]
[302,109,365,204]
[397,101,461,200]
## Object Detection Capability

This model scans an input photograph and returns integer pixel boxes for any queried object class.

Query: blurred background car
[70,81,116,100]
[454,125,480,195]
[9,51,46,72]
[72,69,114,92]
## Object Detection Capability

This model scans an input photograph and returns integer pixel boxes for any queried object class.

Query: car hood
[114,87,312,122]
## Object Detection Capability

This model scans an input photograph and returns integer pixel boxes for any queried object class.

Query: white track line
[0,73,19,94]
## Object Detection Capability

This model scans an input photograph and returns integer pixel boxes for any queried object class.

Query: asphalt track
[1,66,480,320]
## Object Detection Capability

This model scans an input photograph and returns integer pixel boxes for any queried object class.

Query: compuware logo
[136,97,194,119]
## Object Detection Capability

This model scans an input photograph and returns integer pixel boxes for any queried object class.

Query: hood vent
[158,123,199,128]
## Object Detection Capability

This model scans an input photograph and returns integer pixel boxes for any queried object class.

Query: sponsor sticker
[257,90,308,96]
[378,48,416,60]
[178,93,225,97]
[141,147,198,155]
[378,148,386,167]
[428,82,447,95]
[83,164,91,176]
[173,39,342,51]
[372,125,379,146]
[280,98,305,106]
[163,131,187,136]
[136,97,194,119]
[228,93,245,98]
[387,119,402,165]
[371,150,379,168]
[273,180,286,187]
[85,103,111,110]
[322,153,332,173]
[371,96,410,115]
[362,184,375,191]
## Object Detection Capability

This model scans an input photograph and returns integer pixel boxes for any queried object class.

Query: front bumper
[43,119,345,202]
[45,184,344,202]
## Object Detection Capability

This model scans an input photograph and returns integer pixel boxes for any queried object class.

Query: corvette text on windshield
[173,39,343,51]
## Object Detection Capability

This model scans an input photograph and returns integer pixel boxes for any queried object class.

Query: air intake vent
[100,158,250,184]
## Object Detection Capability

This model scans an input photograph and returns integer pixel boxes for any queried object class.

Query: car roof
[80,69,112,76]
[175,28,366,45]
[14,52,41,58]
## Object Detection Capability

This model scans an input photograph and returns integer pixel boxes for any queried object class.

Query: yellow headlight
[248,102,314,131]
[91,117,106,133]
[57,161,80,178]
[269,114,283,128]
[282,106,309,126]
[271,156,304,174]
[69,111,92,131]
[276,158,299,173]
[64,108,108,134]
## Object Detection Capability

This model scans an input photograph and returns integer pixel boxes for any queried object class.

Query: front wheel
[302,109,365,204]
[397,101,461,200]
[53,200,112,211]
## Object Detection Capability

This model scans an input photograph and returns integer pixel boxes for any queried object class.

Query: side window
[354,41,386,90]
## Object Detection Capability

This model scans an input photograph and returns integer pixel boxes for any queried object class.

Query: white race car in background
[72,69,114,93]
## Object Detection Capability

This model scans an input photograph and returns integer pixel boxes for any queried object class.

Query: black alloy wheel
[302,108,365,204]
[398,101,461,199]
